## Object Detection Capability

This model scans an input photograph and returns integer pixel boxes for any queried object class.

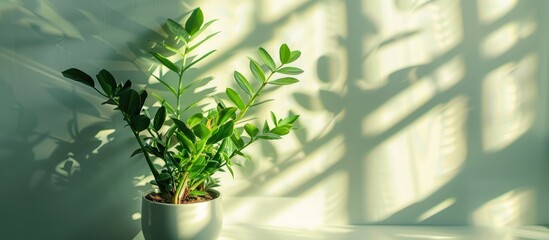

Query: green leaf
[189,19,217,41]
[152,74,177,95]
[62,68,94,88]
[279,115,299,125]
[258,47,276,71]
[230,129,245,149]
[185,8,204,36]
[158,172,171,181]
[193,122,211,139]
[138,90,148,114]
[244,123,259,138]
[119,89,141,115]
[182,50,216,72]
[270,124,292,136]
[226,88,245,110]
[130,148,143,157]
[276,67,303,75]
[269,77,299,85]
[96,69,117,96]
[217,107,237,126]
[151,92,176,115]
[130,115,150,132]
[208,120,234,144]
[234,71,254,96]
[187,113,203,127]
[288,50,301,63]
[249,58,265,83]
[166,19,190,41]
[279,44,290,64]
[189,190,207,197]
[172,118,195,141]
[257,132,282,140]
[150,52,180,73]
[175,131,196,153]
[270,111,278,127]
[226,164,235,178]
[262,120,270,133]
[153,106,166,131]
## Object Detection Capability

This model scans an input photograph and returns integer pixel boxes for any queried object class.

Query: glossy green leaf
[234,71,253,96]
[230,130,245,149]
[217,107,237,126]
[130,148,143,157]
[150,52,180,73]
[249,58,265,83]
[187,113,204,127]
[166,19,189,40]
[270,124,292,136]
[130,115,150,132]
[96,69,117,96]
[257,132,282,140]
[62,68,94,88]
[276,67,303,75]
[172,118,195,141]
[270,111,278,126]
[193,122,211,139]
[244,123,259,138]
[262,120,270,133]
[119,89,141,115]
[279,44,290,64]
[258,47,276,71]
[268,77,299,85]
[226,88,245,110]
[175,131,196,153]
[279,115,299,125]
[185,8,204,36]
[208,120,234,144]
[153,106,166,131]
[288,50,301,63]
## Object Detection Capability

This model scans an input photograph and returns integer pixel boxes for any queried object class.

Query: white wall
[0,0,548,239]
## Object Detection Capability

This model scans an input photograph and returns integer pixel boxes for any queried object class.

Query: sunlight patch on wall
[481,20,537,59]
[477,0,517,24]
[472,189,535,226]
[417,198,456,222]
[482,54,538,152]
[364,97,467,222]
[361,0,463,89]
[223,171,348,226]
[363,55,464,136]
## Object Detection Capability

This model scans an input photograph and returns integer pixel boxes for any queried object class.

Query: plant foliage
[61,8,302,204]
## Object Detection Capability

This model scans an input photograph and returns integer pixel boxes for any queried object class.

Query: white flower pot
[141,190,222,240]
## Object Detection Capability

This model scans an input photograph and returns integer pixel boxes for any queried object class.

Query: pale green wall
[0,0,548,239]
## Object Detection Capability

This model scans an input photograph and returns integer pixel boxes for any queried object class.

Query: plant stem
[173,172,188,203]
[235,68,278,122]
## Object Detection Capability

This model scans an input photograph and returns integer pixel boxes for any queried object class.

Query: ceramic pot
[141,190,222,240]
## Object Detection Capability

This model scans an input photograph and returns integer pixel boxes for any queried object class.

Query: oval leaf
[244,123,259,138]
[259,47,276,71]
[150,52,180,73]
[62,68,94,88]
[217,107,237,126]
[119,89,141,115]
[185,8,204,35]
[279,44,290,64]
[268,77,299,86]
[277,67,303,75]
[226,88,245,110]
[131,115,150,132]
[166,19,189,40]
[193,122,211,139]
[249,58,265,83]
[96,69,117,96]
[288,50,301,63]
[153,106,166,131]
[234,71,253,96]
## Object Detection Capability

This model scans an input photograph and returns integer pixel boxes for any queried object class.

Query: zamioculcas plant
[61,8,302,204]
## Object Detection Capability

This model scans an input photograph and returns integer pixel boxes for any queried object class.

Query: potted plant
[61,8,302,240]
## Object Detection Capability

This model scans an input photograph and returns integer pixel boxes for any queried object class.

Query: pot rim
[142,189,221,206]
